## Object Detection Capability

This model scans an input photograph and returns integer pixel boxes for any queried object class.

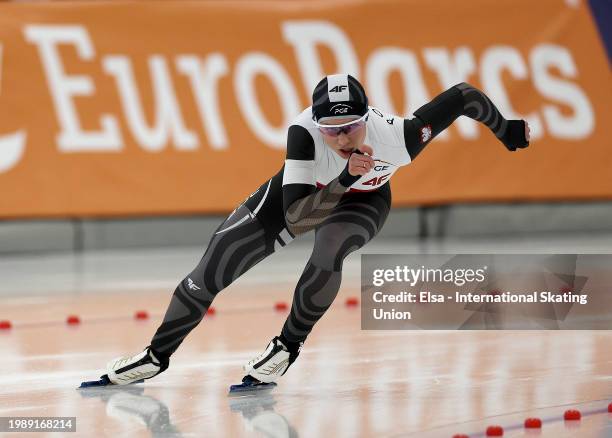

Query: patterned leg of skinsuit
[281,186,390,344]
[149,169,390,360]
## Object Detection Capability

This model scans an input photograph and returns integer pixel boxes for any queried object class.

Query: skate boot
[107,347,169,385]
[79,347,168,388]
[229,337,301,394]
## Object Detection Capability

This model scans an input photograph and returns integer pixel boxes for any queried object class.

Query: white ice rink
[1,234,612,437]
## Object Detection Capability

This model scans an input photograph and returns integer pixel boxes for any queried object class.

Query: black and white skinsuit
[148,83,529,359]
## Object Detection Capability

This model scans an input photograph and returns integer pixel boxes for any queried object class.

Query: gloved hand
[500,120,530,151]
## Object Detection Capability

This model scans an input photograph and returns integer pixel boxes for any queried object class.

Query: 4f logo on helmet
[325,75,351,103]
[329,85,347,93]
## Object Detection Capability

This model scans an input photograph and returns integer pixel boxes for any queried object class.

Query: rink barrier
[2,202,612,254]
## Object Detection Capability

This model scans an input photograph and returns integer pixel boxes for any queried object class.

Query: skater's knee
[293,264,342,313]
[311,226,367,271]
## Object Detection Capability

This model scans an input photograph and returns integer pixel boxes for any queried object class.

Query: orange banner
[0,0,610,218]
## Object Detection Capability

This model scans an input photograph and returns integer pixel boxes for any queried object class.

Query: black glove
[499,120,529,151]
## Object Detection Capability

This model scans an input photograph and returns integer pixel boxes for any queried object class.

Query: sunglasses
[314,114,368,137]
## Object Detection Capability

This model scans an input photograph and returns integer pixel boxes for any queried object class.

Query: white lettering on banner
[423,47,478,139]
[282,21,361,96]
[12,22,595,164]
[0,43,3,95]
[0,131,26,173]
[103,55,198,152]
[23,25,123,152]
[234,52,300,148]
[480,46,544,140]
[176,54,229,150]
[0,43,27,174]
[366,47,448,140]
[530,44,594,139]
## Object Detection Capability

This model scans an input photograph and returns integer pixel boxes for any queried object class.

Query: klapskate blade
[228,381,277,395]
[78,374,144,389]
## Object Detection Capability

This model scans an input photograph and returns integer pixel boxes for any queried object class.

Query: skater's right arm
[282,125,367,236]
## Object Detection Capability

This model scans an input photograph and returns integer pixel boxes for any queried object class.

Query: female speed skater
[83,74,530,390]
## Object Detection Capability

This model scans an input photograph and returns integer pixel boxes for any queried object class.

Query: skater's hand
[348,144,375,176]
[501,120,530,151]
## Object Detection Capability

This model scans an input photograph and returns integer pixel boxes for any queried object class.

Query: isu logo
[420,125,432,143]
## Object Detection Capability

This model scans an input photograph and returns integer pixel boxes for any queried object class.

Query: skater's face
[318,116,367,159]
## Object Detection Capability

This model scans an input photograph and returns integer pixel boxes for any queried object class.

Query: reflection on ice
[79,386,183,437]
[229,393,298,438]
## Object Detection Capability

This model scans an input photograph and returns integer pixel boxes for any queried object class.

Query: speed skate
[78,374,144,389]
[79,347,167,389]
[228,375,277,395]
[229,337,299,395]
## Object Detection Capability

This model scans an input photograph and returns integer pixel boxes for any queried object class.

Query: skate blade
[78,374,144,389]
[228,378,277,395]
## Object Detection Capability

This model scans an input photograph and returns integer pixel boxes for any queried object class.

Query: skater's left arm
[403,82,531,160]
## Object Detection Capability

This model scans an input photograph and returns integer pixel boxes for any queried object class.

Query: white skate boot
[106,347,169,385]
[244,337,298,383]
[79,347,169,388]
[229,337,301,394]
